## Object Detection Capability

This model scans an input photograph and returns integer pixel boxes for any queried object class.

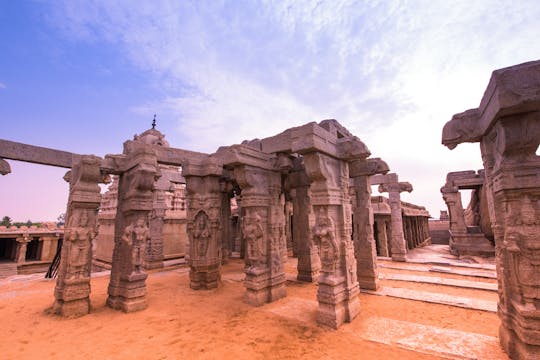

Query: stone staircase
[0,262,18,278]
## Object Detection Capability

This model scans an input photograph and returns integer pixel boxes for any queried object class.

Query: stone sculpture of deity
[243,213,265,269]
[192,211,211,258]
[122,217,149,273]
[313,214,339,273]
[67,210,95,280]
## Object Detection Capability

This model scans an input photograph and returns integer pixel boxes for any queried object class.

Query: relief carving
[243,213,265,269]
[122,217,150,274]
[66,210,96,281]
[192,211,211,258]
[313,213,339,273]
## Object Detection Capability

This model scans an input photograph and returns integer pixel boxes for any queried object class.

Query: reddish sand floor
[0,260,506,359]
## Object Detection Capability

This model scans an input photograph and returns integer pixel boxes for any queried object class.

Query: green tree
[1,216,11,227]
[57,213,65,226]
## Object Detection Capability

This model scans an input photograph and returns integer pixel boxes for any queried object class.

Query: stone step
[265,297,506,359]
[380,273,497,292]
[379,263,497,279]
[361,286,497,312]
[0,262,18,278]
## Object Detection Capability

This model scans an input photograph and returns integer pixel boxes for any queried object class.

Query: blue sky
[1,0,540,221]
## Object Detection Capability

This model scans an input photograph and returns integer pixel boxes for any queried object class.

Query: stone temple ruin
[1,59,540,358]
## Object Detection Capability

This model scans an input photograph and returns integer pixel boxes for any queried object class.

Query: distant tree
[57,213,65,226]
[1,216,11,227]
[26,220,32,227]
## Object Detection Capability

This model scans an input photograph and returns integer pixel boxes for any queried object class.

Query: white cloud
[49,0,540,216]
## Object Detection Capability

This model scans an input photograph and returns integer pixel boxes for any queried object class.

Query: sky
[1,0,540,222]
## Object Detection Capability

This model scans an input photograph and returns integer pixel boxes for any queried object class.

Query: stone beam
[0,139,81,168]
[443,170,485,190]
[0,158,10,175]
[442,60,540,150]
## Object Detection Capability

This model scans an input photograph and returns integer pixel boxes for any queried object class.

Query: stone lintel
[379,181,413,194]
[0,139,82,168]
[216,144,274,170]
[444,170,485,190]
[0,158,11,175]
[182,156,223,178]
[370,172,398,186]
[442,60,540,149]
[349,158,389,177]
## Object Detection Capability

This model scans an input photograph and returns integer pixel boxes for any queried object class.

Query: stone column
[379,179,412,262]
[53,155,102,317]
[107,143,159,313]
[183,157,223,289]
[219,178,232,265]
[16,234,30,264]
[232,164,287,306]
[288,158,319,282]
[303,151,360,329]
[376,220,389,257]
[350,157,389,291]
[441,189,467,254]
[146,170,169,270]
[441,60,540,359]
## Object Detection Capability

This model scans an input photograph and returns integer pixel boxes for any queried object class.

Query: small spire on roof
[152,114,157,129]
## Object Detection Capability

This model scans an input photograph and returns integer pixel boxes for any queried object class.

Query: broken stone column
[107,142,159,313]
[234,162,287,306]
[349,157,389,291]
[378,177,412,262]
[183,157,223,289]
[53,155,102,317]
[288,158,320,282]
[303,151,361,329]
[442,60,540,359]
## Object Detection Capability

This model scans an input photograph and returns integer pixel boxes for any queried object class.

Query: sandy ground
[0,259,507,360]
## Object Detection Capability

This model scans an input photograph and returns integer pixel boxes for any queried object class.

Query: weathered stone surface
[442,59,540,359]
[53,155,102,317]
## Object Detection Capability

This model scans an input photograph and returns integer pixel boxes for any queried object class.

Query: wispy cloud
[48,0,540,215]
[0,82,6,89]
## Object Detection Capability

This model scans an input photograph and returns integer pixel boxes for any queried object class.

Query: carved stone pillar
[107,143,159,313]
[379,179,412,262]
[53,155,102,317]
[234,164,287,306]
[220,179,232,265]
[441,60,540,359]
[146,174,168,270]
[303,151,360,329]
[350,157,389,291]
[289,158,319,282]
[183,158,223,289]
[441,188,467,254]
[16,234,30,264]
[376,220,389,257]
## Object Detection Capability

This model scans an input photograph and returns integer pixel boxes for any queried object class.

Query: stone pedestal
[53,155,102,317]
[107,142,159,313]
[442,60,540,359]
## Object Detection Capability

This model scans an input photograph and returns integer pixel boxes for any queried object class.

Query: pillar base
[297,250,321,283]
[52,298,90,318]
[244,268,286,306]
[392,254,407,262]
[190,267,221,290]
[357,277,379,291]
[316,274,360,329]
[499,303,540,360]
[107,272,148,313]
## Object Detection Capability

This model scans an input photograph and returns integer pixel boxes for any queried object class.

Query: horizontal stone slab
[380,273,497,292]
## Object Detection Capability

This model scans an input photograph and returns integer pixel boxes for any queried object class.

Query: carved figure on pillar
[122,216,149,274]
[313,213,338,273]
[243,212,265,270]
[193,211,211,258]
[66,210,96,281]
